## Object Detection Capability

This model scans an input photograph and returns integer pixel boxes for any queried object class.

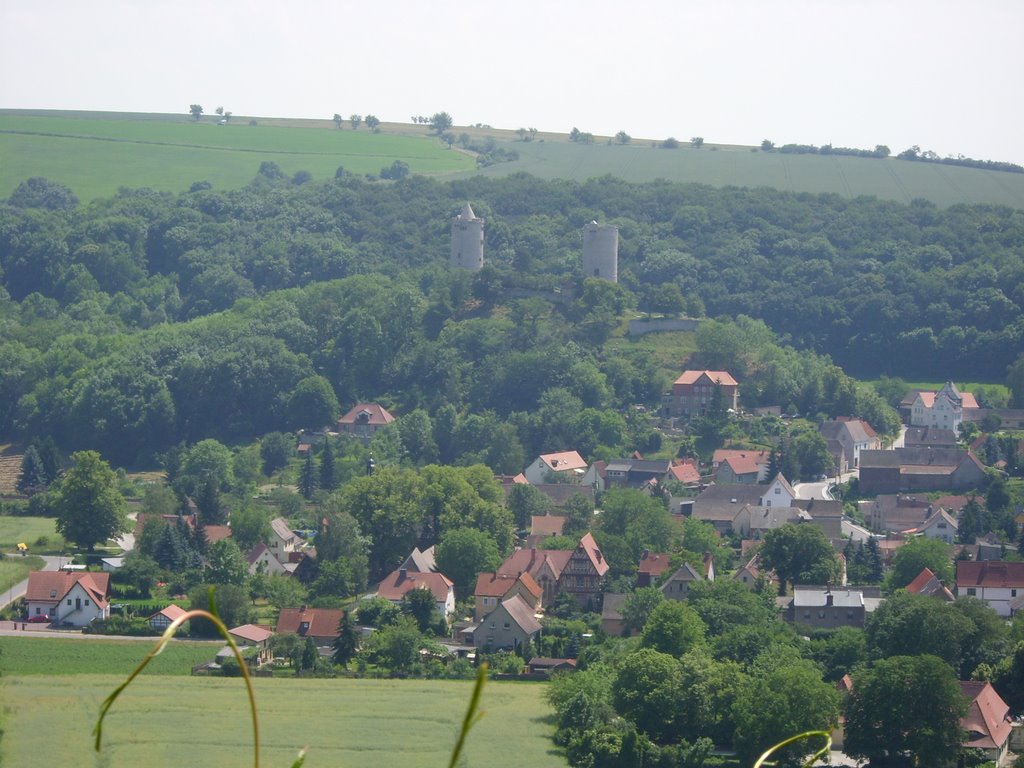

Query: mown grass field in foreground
[1,675,565,768]
[0,113,475,200]
[0,636,218,675]
[0,516,57,551]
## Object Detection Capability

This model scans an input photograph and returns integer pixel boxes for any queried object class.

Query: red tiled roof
[474,572,541,600]
[497,548,572,581]
[230,623,274,644]
[531,515,566,536]
[667,460,701,484]
[540,451,588,472]
[277,607,344,638]
[26,571,111,606]
[712,449,769,467]
[204,525,232,543]
[905,568,938,594]
[150,604,188,622]
[674,370,738,386]
[377,569,454,603]
[957,561,1024,589]
[721,455,760,476]
[578,533,610,577]
[637,552,673,578]
[959,681,1012,750]
[338,403,395,427]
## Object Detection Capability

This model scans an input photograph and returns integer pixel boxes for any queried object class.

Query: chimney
[641,549,650,560]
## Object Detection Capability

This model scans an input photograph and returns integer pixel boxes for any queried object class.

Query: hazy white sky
[3,0,1022,163]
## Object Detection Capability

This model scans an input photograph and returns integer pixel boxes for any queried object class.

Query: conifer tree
[333,610,359,666]
[17,446,47,495]
[299,452,318,499]
[196,474,226,525]
[319,438,336,492]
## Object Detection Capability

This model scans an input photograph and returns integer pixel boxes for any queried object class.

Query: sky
[3,0,1023,163]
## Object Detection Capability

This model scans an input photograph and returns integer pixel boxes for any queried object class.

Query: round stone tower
[582,221,619,282]
[450,202,484,271]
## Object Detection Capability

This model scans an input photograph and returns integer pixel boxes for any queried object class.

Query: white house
[956,561,1024,617]
[523,451,588,485]
[25,571,110,627]
[268,517,297,560]
[759,474,797,508]
[246,542,293,576]
[905,508,958,543]
[376,568,456,620]
[909,381,979,432]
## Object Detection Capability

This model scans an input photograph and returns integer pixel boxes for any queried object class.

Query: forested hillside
[1,170,1022,462]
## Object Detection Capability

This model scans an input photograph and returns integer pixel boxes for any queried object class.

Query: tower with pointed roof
[450,202,484,270]
[582,221,618,282]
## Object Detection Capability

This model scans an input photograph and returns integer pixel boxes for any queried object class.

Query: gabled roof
[666,461,701,485]
[957,560,1024,589]
[338,403,395,427]
[766,473,797,498]
[601,592,627,621]
[904,427,958,447]
[539,451,588,472]
[499,594,542,635]
[377,569,454,603]
[576,533,609,576]
[497,548,572,581]
[662,562,701,589]
[270,517,293,542]
[149,604,188,623]
[246,542,270,565]
[204,524,232,543]
[531,515,566,536]
[959,681,1012,750]
[674,370,738,386]
[720,454,761,476]
[637,552,673,579]
[277,607,344,638]
[908,508,958,535]
[400,546,437,573]
[229,623,275,645]
[474,572,541,600]
[712,449,769,467]
[905,568,955,600]
[26,571,111,606]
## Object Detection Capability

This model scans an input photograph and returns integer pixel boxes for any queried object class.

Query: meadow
[0,674,565,768]
[0,516,58,551]
[0,112,476,200]
[5,110,1024,208]
[0,555,44,595]
[0,636,218,675]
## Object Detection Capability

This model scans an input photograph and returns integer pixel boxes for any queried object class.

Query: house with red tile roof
[497,548,571,607]
[277,606,345,644]
[716,454,763,484]
[527,515,566,547]
[148,604,188,631]
[664,459,701,489]
[904,567,955,601]
[337,403,395,444]
[376,568,455,619]
[25,571,111,627]
[495,533,609,609]
[228,624,275,666]
[959,681,1013,765]
[956,561,1024,617]
[668,370,739,418]
[908,381,980,432]
[637,551,674,588]
[523,451,588,485]
[473,571,542,622]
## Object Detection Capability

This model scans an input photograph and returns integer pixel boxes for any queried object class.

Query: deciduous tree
[758,523,840,594]
[54,450,128,552]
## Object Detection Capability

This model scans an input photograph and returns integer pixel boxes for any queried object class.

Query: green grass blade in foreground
[753,730,832,768]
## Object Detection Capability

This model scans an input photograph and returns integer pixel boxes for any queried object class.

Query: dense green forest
[1,170,1022,463]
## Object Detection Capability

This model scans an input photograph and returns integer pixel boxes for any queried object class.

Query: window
[1013,589,1018,598]
[85,600,90,606]
[774,487,781,494]
[503,622,510,630]
[67,599,72,605]
[967,588,976,596]
[35,607,41,615]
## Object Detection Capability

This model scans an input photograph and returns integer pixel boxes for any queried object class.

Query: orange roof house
[669,370,739,418]
[25,571,111,627]
[277,607,345,643]
[473,571,542,622]
[959,681,1012,764]
[523,451,588,485]
[376,568,456,618]
[337,403,395,444]
[636,551,673,587]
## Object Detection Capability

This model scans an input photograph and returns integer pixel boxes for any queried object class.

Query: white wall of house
[52,582,107,626]
[961,585,1020,617]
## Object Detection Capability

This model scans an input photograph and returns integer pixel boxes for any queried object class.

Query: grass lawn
[0,516,59,552]
[0,112,475,201]
[0,555,44,595]
[0,675,565,768]
[0,636,218,676]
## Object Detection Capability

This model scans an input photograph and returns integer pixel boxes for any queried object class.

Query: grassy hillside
[1,675,564,768]
[3,110,1024,208]
[0,112,475,200]
[0,636,216,675]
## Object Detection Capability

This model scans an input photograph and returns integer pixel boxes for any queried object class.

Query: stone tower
[450,202,484,271]
[582,221,619,282]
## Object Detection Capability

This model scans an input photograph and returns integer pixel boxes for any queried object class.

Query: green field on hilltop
[461,139,1024,209]
[0,112,475,200]
[0,675,565,768]
[0,636,218,675]
[0,556,44,595]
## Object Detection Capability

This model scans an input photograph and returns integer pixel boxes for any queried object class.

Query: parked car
[27,614,50,623]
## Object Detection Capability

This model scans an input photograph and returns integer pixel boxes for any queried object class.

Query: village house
[602,457,672,489]
[337,403,395,444]
[661,554,714,600]
[246,542,294,576]
[600,593,628,636]
[956,561,1024,617]
[818,418,880,469]
[268,517,297,559]
[784,586,882,630]
[523,451,588,485]
[667,370,739,418]
[527,515,566,547]
[711,449,770,481]
[907,381,979,431]
[905,567,955,601]
[959,681,1014,766]
[276,606,344,645]
[496,533,608,609]
[148,603,188,631]
[24,570,111,627]
[228,624,275,667]
[715,454,763,484]
[473,571,542,622]
[471,594,542,652]
[636,551,673,587]
[663,459,702,489]
[903,427,958,448]
[376,568,456,620]
[858,447,986,494]
[399,546,437,573]
[902,507,958,543]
